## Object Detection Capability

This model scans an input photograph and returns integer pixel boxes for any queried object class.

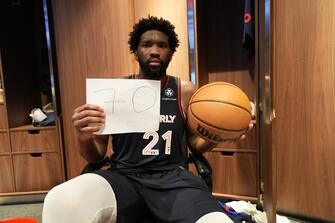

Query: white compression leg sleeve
[42,173,117,223]
[196,211,234,223]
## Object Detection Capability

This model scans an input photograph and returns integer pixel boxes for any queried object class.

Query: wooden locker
[193,0,259,200]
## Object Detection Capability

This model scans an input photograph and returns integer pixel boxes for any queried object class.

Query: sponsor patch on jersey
[162,88,177,101]
[165,88,174,97]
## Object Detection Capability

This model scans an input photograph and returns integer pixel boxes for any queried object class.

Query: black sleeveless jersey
[110,75,187,173]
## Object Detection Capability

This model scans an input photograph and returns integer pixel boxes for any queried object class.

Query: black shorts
[95,167,223,223]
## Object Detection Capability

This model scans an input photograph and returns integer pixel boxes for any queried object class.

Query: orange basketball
[187,82,252,143]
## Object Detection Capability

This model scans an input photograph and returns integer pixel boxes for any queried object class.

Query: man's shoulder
[180,80,197,106]
[166,75,196,95]
[181,80,196,94]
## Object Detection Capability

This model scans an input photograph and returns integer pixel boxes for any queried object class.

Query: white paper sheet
[86,78,160,134]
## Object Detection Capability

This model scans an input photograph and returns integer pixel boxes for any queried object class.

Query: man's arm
[72,104,109,163]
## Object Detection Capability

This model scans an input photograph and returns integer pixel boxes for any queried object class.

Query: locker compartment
[10,128,59,152]
[13,152,63,192]
[206,151,257,198]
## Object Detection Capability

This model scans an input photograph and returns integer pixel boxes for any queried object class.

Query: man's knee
[43,182,79,222]
[43,173,117,223]
[196,212,233,223]
[44,183,67,208]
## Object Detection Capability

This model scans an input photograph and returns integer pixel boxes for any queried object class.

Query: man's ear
[134,52,139,61]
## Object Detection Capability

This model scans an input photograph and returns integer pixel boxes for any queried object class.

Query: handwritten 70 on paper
[86,78,161,134]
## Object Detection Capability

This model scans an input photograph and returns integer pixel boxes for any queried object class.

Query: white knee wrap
[42,173,117,223]
[196,211,233,223]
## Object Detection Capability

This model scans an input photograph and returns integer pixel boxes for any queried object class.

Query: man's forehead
[140,30,168,41]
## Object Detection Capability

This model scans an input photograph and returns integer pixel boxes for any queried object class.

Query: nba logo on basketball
[196,124,224,142]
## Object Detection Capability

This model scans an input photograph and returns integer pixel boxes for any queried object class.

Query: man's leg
[42,173,117,223]
[95,170,151,223]
[136,168,233,223]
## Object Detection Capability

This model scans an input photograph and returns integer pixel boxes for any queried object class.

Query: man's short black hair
[128,15,180,54]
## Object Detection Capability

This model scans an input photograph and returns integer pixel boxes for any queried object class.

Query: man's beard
[138,58,170,79]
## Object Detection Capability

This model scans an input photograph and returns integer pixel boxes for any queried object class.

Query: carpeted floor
[0,202,43,222]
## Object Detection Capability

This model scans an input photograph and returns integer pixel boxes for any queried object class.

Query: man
[43,16,248,223]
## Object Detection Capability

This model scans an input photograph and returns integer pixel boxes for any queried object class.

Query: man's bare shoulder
[180,80,197,106]
[181,80,197,95]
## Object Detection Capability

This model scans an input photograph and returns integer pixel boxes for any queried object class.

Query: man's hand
[226,101,256,142]
[72,104,105,141]
[239,120,255,140]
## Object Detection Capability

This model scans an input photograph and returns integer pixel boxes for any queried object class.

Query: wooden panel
[10,128,59,152]
[273,0,335,220]
[0,155,14,193]
[0,131,10,153]
[0,104,7,130]
[193,0,258,201]
[13,152,63,192]
[133,0,189,81]
[205,151,257,197]
[51,0,135,178]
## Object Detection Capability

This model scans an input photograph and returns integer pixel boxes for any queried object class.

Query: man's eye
[158,43,168,48]
[141,42,151,47]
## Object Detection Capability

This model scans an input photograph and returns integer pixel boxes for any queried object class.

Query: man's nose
[150,45,160,57]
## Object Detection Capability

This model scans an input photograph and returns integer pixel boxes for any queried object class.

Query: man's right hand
[72,104,105,141]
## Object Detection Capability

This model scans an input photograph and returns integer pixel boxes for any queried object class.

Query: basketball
[187,82,252,143]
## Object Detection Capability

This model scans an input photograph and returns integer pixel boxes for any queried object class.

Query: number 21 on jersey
[142,131,172,155]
